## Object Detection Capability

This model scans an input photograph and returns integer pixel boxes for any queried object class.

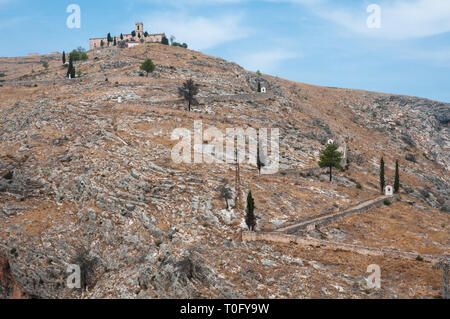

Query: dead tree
[178,79,199,112]
[218,182,232,210]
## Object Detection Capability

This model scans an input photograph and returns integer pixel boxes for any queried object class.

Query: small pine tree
[380,157,385,194]
[318,143,343,182]
[161,36,169,45]
[245,191,256,231]
[394,160,400,193]
[62,51,66,65]
[42,61,49,69]
[140,59,155,77]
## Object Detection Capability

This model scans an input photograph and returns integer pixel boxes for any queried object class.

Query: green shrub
[69,49,88,62]
[0,73,5,77]
[172,42,188,48]
[356,183,362,189]
[416,255,423,262]
[383,199,391,206]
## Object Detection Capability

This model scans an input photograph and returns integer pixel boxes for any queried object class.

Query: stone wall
[241,231,439,263]
[199,92,273,104]
[281,195,396,234]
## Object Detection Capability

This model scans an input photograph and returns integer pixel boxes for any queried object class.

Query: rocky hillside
[0,44,448,299]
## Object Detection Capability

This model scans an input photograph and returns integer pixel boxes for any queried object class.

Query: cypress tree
[257,82,261,93]
[380,157,385,194]
[62,51,66,65]
[120,33,124,40]
[113,37,117,46]
[67,56,74,78]
[245,191,256,231]
[394,160,400,193]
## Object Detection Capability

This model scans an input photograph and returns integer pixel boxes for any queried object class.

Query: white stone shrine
[385,185,393,196]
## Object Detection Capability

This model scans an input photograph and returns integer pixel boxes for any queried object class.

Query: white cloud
[237,49,300,73]
[142,12,251,50]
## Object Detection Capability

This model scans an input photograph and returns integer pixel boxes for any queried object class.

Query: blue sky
[1,0,449,102]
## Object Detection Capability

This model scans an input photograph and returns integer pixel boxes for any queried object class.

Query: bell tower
[135,22,144,38]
